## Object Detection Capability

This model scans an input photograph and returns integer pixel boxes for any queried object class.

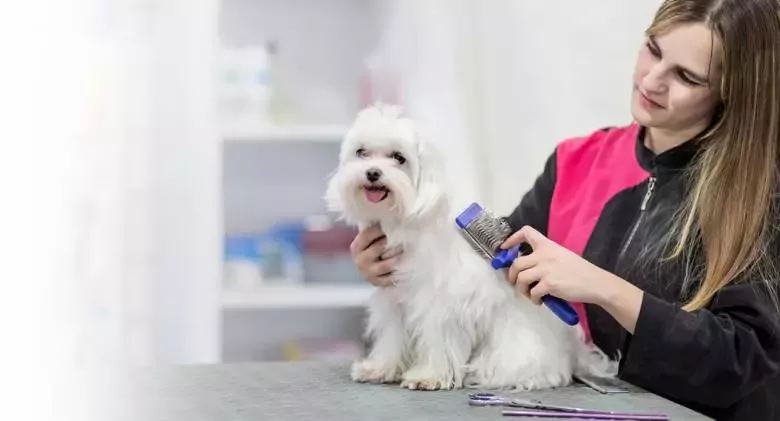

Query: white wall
[370,1,662,216]
[148,0,222,365]
[472,1,663,214]
[370,0,488,211]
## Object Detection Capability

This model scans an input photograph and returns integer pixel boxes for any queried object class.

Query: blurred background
[8,0,663,374]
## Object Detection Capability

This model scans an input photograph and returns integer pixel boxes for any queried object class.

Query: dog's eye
[355,148,367,158]
[390,152,406,165]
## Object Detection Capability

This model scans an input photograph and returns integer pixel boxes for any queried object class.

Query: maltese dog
[325,104,616,391]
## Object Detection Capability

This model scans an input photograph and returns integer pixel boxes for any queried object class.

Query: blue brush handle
[492,245,580,326]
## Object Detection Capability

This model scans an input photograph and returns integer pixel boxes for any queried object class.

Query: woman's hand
[350,225,402,287]
[500,226,644,334]
[501,225,644,332]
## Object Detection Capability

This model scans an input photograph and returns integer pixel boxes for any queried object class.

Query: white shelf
[222,284,374,309]
[222,122,349,143]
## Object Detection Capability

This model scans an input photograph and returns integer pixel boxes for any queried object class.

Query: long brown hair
[647,0,780,310]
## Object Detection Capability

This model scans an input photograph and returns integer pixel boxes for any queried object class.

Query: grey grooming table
[90,360,712,421]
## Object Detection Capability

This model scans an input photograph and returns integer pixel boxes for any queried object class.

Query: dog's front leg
[400,309,471,391]
[351,291,408,384]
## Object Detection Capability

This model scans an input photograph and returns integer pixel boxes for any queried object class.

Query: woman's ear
[407,137,447,220]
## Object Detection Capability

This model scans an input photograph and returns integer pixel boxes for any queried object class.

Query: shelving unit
[217,0,385,362]
[222,284,374,309]
[221,123,350,144]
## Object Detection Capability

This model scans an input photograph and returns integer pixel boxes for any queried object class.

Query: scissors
[469,392,591,411]
[468,393,669,420]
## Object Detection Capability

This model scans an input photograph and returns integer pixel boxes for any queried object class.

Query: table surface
[89,360,713,421]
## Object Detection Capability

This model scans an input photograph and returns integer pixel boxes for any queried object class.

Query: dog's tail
[571,327,620,378]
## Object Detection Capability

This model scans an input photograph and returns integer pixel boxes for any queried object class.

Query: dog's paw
[400,366,455,391]
[351,359,402,384]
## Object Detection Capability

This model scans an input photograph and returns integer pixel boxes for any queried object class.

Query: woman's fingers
[380,245,403,260]
[507,253,539,284]
[351,236,383,265]
[374,273,396,287]
[350,224,385,255]
[528,281,552,305]
[374,256,399,276]
[512,266,543,297]
[348,225,406,287]
[352,234,388,284]
[501,225,546,250]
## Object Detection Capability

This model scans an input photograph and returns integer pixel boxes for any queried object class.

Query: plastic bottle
[265,40,297,125]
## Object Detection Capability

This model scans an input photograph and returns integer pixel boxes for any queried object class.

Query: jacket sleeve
[503,148,558,236]
[620,279,780,408]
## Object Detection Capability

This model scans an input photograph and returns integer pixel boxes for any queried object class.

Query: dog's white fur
[325,104,617,391]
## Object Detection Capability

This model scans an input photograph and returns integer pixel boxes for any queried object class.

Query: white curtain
[370,0,488,213]
[6,0,223,378]
[78,0,222,367]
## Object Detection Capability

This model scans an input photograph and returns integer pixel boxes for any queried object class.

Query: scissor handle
[468,392,497,399]
[467,392,502,406]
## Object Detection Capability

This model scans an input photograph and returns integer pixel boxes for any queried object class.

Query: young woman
[349,0,780,419]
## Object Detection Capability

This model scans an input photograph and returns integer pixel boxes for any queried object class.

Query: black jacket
[504,124,780,420]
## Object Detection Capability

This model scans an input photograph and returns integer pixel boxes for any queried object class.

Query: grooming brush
[455,202,580,326]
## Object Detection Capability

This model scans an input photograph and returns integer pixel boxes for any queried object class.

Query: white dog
[325,104,616,391]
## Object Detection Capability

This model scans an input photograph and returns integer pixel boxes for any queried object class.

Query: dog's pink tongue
[365,189,385,203]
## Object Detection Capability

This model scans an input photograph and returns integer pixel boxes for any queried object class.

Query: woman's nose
[641,65,667,94]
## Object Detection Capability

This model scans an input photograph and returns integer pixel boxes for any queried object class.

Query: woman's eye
[391,152,406,165]
[646,42,661,58]
[355,148,367,158]
[678,71,702,86]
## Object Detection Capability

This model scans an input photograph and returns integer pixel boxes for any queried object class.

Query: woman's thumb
[501,225,544,249]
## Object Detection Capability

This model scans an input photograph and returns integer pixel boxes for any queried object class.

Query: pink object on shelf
[301,225,358,255]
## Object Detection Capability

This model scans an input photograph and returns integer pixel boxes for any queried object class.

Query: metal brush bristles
[460,229,494,260]
[460,209,514,260]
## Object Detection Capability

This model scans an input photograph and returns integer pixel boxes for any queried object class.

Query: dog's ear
[324,169,342,214]
[408,136,447,220]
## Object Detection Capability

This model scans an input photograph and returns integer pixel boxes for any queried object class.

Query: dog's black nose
[366,168,382,183]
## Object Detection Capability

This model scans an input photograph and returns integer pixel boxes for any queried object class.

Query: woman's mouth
[638,90,665,109]
[363,184,390,203]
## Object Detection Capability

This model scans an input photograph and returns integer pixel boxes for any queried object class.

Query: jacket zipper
[617,176,656,260]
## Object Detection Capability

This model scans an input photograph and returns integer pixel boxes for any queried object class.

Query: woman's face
[631,22,722,132]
